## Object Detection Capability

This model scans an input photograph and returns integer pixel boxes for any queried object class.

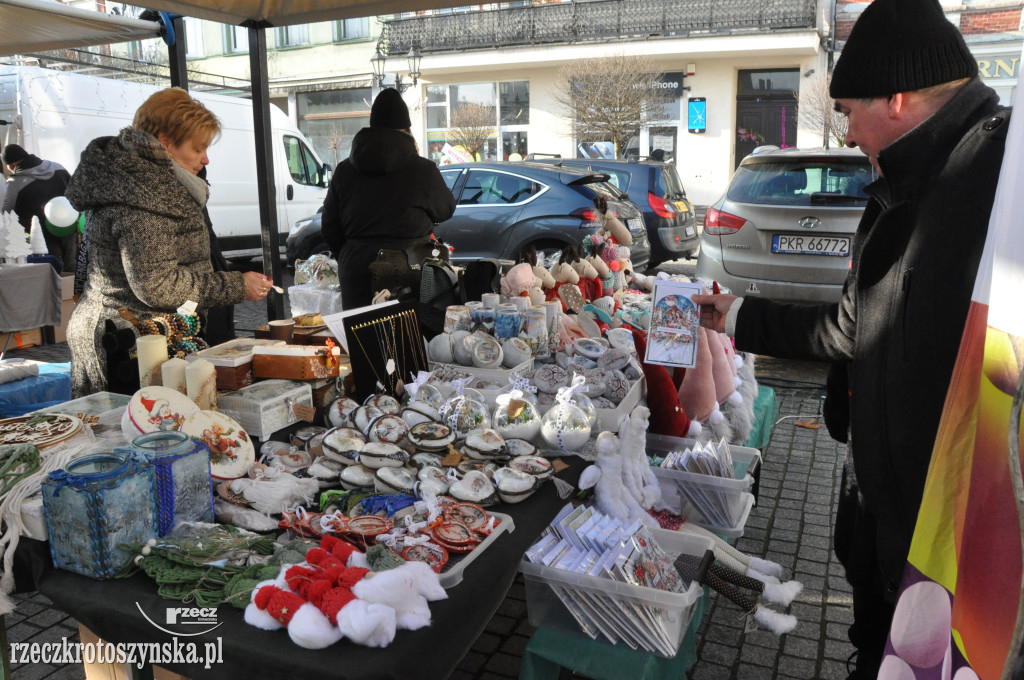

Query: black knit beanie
[369,88,412,129]
[2,143,29,165]
[830,0,977,99]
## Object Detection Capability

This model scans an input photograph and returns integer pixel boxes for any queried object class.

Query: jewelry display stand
[343,305,428,402]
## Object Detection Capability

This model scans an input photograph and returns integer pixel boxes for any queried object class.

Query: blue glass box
[124,431,214,536]
[42,452,157,579]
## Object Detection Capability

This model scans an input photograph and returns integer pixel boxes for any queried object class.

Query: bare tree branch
[448,102,495,161]
[797,73,848,147]
[552,54,670,158]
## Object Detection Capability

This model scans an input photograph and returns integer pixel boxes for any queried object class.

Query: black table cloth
[16,456,587,680]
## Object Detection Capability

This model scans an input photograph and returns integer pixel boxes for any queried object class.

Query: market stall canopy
[0,0,162,57]
[103,0,469,26]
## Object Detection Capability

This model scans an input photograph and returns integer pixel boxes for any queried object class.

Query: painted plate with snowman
[180,410,255,480]
[124,386,200,438]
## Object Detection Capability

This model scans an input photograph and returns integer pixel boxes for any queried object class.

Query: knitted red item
[254,586,306,626]
[320,534,357,564]
[319,587,358,625]
[631,329,695,437]
[305,547,343,570]
[579,277,602,302]
[285,564,319,598]
[672,366,686,391]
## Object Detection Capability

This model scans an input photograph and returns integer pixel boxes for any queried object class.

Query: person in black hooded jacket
[320,88,455,310]
[2,143,75,270]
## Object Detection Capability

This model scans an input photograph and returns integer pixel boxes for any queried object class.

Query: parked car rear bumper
[696,253,843,303]
[652,223,700,261]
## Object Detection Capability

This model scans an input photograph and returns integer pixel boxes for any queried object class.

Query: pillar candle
[185,359,217,410]
[481,293,500,310]
[161,357,188,395]
[136,335,168,388]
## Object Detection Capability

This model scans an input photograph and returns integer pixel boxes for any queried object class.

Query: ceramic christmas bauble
[540,401,592,452]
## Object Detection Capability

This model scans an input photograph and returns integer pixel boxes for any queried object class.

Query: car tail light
[648,192,676,219]
[570,207,602,229]
[704,207,746,235]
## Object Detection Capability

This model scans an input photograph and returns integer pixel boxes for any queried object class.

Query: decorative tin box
[217,379,314,440]
[42,452,157,580]
[121,431,214,536]
[186,338,285,390]
[252,345,343,380]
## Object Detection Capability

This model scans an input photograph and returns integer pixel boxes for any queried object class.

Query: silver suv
[696,147,875,303]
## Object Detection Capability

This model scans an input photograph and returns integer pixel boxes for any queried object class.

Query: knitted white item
[288,602,344,649]
[747,556,784,579]
[337,600,396,648]
[235,474,320,515]
[747,569,781,585]
[352,564,436,630]
[763,580,804,607]
[398,560,448,601]
[244,580,286,631]
[753,606,798,635]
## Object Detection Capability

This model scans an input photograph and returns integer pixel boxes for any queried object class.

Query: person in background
[320,88,455,310]
[1,143,76,270]
[693,0,1011,676]
[65,88,271,397]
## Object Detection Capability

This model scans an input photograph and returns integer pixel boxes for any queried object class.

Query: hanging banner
[880,52,1024,679]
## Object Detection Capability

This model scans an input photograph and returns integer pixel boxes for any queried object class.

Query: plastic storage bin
[646,433,759,536]
[42,452,157,579]
[122,431,214,536]
[520,531,711,657]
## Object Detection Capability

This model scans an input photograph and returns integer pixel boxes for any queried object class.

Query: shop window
[297,89,372,165]
[502,131,528,160]
[500,81,529,125]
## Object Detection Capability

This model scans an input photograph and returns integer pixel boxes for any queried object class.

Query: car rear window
[727,160,875,206]
[654,165,687,201]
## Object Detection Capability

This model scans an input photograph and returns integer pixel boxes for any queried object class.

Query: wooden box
[254,324,336,346]
[186,338,285,390]
[252,344,342,380]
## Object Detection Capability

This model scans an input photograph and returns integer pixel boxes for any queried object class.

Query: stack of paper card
[523,504,690,655]
[659,438,739,527]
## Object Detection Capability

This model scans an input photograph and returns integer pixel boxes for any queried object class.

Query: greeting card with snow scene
[645,280,703,368]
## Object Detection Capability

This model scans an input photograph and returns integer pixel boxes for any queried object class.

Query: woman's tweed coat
[65,129,247,397]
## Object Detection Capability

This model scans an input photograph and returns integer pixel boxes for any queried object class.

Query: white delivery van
[0,65,328,259]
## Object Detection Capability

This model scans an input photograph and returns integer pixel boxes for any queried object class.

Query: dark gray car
[696,147,875,303]
[286,161,651,270]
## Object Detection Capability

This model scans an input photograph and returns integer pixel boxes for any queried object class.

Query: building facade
[45,1,1024,207]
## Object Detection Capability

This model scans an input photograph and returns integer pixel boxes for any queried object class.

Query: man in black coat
[2,143,76,270]
[694,0,1011,676]
[320,88,455,310]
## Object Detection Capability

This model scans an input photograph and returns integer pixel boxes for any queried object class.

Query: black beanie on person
[2,143,29,165]
[829,0,977,99]
[369,88,412,130]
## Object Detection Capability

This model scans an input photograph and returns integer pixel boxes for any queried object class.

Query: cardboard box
[0,327,43,349]
[79,624,191,680]
[61,274,74,301]
[186,338,284,390]
[54,298,75,343]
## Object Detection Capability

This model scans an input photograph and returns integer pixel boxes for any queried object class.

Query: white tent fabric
[0,0,162,57]
[109,0,458,27]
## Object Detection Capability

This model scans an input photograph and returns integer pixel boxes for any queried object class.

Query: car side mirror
[321,162,333,187]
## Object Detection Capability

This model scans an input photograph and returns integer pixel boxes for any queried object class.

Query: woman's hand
[692,293,738,334]
[243,271,274,301]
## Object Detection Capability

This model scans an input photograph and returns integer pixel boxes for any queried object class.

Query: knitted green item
[366,544,405,572]
[0,444,40,500]
[224,565,282,609]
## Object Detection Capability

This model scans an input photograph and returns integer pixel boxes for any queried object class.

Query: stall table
[0,262,61,359]
[14,455,590,680]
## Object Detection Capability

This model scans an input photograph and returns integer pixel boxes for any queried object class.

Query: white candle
[185,358,217,410]
[161,357,188,395]
[136,335,168,388]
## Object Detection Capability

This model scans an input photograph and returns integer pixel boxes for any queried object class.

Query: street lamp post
[371,43,422,93]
